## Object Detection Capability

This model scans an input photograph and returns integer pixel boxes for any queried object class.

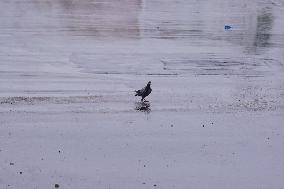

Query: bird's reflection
[135,101,151,113]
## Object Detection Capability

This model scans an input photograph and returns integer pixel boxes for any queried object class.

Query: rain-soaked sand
[0,0,284,188]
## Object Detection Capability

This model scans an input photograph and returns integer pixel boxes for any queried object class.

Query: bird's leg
[142,98,149,103]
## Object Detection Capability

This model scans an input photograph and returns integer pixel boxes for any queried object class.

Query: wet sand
[1,0,284,188]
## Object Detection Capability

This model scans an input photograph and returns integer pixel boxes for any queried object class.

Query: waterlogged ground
[0,0,284,188]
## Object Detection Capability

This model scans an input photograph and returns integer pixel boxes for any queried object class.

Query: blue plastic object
[224,25,232,30]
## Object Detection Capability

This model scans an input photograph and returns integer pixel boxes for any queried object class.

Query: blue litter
[225,25,232,30]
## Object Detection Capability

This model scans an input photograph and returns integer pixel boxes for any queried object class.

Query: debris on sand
[55,184,60,188]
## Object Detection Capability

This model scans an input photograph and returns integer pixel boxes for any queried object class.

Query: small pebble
[153,184,157,187]
[55,184,60,188]
[10,162,14,165]
[19,172,22,174]
[171,124,173,127]
[202,125,205,127]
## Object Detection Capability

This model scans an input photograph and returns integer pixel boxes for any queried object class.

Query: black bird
[135,81,152,102]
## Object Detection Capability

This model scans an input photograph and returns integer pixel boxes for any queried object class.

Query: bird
[135,81,152,102]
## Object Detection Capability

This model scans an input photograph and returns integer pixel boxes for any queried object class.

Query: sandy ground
[1,0,284,189]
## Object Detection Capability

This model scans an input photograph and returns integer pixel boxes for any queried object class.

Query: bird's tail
[134,90,138,96]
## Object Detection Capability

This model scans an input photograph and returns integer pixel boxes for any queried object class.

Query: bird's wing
[141,86,146,94]
[136,87,146,95]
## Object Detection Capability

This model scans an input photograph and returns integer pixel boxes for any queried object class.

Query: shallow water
[1,0,284,76]
[0,0,284,111]
[1,1,284,189]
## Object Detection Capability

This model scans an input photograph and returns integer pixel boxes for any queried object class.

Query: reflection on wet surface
[0,0,142,37]
[57,0,142,38]
[0,0,284,113]
[1,0,282,42]
[254,6,273,48]
[1,0,283,76]
[135,101,151,113]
